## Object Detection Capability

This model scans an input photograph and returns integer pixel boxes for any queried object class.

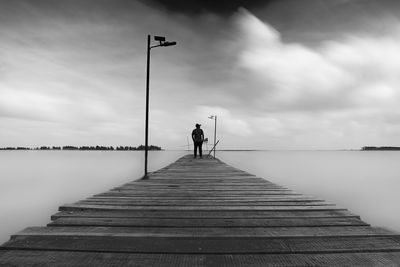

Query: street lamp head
[152,35,176,48]
[161,41,177,47]
[154,36,166,42]
[208,116,214,120]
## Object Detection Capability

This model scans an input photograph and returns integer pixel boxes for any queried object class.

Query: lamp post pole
[144,35,176,178]
[144,35,151,177]
[213,115,217,158]
[208,115,217,158]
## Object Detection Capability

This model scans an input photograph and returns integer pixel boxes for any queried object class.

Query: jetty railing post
[208,140,219,156]
[144,35,176,178]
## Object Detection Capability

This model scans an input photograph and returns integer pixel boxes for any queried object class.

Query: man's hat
[195,123,201,127]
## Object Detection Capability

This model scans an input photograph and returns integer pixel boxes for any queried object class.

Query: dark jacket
[192,128,204,142]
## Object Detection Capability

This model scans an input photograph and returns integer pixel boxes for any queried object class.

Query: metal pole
[208,140,219,156]
[213,115,217,158]
[144,35,150,177]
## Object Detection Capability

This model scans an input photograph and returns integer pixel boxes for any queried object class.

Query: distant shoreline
[361,146,400,151]
[2,146,400,152]
[0,145,162,151]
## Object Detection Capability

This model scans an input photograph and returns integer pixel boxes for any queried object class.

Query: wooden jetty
[1,154,400,266]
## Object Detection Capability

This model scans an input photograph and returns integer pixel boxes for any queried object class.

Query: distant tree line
[362,146,400,151]
[0,145,162,151]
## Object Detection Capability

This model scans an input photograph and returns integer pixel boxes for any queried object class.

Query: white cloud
[234,8,400,113]
[196,105,252,137]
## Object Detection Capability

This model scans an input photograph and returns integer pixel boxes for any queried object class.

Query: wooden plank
[3,235,400,254]
[98,193,303,198]
[134,178,267,183]
[52,209,358,220]
[76,200,331,206]
[109,181,284,185]
[120,187,285,190]
[143,174,260,177]
[110,189,293,193]
[48,217,368,227]
[17,226,393,238]
[59,203,343,211]
[120,182,281,185]
[90,195,321,200]
[2,250,400,267]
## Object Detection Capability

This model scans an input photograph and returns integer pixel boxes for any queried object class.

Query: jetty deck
[1,155,400,266]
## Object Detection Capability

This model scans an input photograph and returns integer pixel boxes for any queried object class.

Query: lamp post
[208,115,217,158]
[144,35,176,178]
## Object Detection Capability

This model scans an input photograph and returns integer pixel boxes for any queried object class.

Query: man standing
[192,123,204,158]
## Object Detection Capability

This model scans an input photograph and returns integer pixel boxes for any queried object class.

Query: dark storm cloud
[145,0,271,15]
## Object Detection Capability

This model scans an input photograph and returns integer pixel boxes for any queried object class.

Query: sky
[1,0,400,150]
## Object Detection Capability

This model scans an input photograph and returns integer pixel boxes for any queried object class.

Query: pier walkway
[1,155,400,266]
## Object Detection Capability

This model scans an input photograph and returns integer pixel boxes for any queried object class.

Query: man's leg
[199,142,203,158]
[193,142,197,158]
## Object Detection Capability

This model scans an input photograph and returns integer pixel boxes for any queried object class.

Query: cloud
[1,1,400,149]
[232,8,400,115]
[145,0,270,15]
[196,106,252,137]
[190,8,400,148]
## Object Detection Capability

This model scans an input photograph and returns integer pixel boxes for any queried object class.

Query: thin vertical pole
[144,35,150,177]
[213,115,217,158]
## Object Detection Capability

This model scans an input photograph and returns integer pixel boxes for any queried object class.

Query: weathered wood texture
[1,154,400,266]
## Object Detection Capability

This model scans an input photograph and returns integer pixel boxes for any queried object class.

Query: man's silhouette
[192,123,204,158]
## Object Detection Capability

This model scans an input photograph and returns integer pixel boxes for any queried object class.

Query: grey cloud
[144,0,271,15]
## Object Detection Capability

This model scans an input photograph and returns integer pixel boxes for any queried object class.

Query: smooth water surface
[0,150,186,244]
[218,150,400,234]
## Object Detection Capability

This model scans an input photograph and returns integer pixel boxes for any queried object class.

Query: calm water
[218,150,400,234]
[0,150,186,244]
[0,150,399,244]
